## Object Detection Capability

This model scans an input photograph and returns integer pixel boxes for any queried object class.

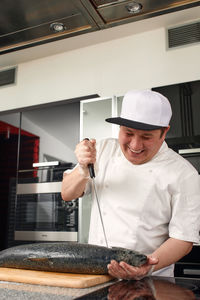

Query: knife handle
[84,138,96,178]
[88,163,95,178]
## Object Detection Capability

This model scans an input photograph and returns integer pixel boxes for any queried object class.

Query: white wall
[0,6,200,113]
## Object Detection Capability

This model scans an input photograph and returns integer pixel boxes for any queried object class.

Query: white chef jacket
[83,138,200,277]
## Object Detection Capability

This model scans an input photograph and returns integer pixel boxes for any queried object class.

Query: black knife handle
[84,138,95,178]
[88,164,95,178]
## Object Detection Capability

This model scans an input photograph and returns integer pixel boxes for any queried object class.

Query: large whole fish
[0,242,147,275]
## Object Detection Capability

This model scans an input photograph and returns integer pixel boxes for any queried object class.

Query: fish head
[111,247,147,267]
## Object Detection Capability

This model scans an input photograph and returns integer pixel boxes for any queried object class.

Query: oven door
[178,148,200,173]
[15,182,78,242]
[175,245,200,278]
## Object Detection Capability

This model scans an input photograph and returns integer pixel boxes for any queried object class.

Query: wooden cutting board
[0,268,113,288]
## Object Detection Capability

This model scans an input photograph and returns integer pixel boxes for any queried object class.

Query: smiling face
[118,126,169,165]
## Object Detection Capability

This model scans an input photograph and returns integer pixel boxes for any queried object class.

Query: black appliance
[178,148,200,174]
[174,148,200,278]
[175,245,200,278]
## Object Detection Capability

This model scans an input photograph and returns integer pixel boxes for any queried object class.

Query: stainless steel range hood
[0,0,200,54]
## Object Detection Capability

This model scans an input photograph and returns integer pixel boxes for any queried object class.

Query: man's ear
[161,126,170,139]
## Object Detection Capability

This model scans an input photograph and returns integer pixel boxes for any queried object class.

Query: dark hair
[160,127,167,138]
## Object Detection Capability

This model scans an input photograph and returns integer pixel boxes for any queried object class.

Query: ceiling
[0,0,200,55]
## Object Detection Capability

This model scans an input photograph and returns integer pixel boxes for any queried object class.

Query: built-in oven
[15,181,78,242]
[7,162,78,247]
[175,246,200,278]
[178,147,200,174]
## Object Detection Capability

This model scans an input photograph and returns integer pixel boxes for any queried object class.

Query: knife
[84,138,109,248]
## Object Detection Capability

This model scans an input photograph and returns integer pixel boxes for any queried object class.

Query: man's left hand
[107,256,158,280]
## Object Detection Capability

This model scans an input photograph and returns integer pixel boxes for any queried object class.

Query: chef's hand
[75,138,96,178]
[107,255,158,280]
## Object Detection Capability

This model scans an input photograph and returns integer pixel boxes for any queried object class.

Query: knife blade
[88,163,109,248]
[84,138,109,248]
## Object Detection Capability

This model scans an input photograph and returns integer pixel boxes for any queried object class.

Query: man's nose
[129,136,143,150]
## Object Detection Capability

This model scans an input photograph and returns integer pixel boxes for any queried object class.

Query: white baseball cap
[106,89,172,130]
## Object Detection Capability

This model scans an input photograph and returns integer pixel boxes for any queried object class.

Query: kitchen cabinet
[2,1,200,54]
[153,80,200,150]
[80,95,123,141]
[80,97,112,141]
[0,112,21,250]
[0,101,81,248]
[79,95,123,243]
[0,0,101,54]
[1,1,200,54]
[79,96,113,243]
[89,0,200,26]
[20,102,80,166]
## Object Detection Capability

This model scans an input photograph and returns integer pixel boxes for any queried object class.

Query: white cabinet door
[80,97,112,141]
[80,95,124,141]
[79,95,124,243]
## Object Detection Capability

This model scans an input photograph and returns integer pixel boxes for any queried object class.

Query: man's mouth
[127,145,144,154]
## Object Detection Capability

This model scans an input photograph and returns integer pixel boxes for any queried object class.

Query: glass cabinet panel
[80,97,112,141]
[117,96,123,116]
[19,102,80,171]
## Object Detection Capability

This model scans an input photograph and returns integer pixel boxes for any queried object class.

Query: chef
[61,89,200,280]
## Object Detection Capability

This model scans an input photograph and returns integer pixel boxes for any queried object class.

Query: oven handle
[17,182,62,194]
[183,269,200,275]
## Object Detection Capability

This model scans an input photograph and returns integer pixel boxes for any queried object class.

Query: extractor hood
[0,0,200,54]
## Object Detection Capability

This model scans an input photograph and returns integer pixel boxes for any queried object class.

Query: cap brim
[105,117,164,130]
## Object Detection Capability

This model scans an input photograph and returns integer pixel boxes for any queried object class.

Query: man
[61,90,200,279]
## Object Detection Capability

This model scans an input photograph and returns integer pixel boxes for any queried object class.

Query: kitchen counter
[0,279,115,300]
[76,276,200,299]
[0,276,200,299]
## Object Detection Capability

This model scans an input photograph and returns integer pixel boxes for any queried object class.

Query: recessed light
[50,22,66,32]
[126,2,142,13]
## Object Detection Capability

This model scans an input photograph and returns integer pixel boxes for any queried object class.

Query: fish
[0,242,147,275]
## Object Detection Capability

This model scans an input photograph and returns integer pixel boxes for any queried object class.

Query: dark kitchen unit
[153,80,200,175]
[174,152,200,277]
[1,0,200,54]
[0,99,81,250]
[7,162,79,248]
[0,119,20,251]
[153,79,200,279]
[153,79,200,153]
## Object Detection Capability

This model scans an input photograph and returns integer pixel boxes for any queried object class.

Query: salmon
[0,242,147,274]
